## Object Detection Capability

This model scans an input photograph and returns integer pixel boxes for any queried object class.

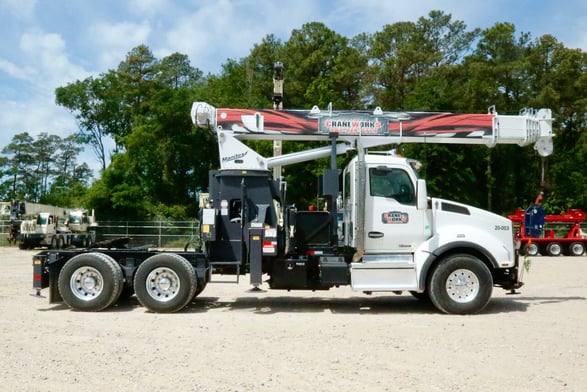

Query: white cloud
[0,28,90,165]
[326,0,500,37]
[87,20,152,70]
[160,0,322,73]
[19,30,89,87]
[0,59,34,81]
[0,0,36,20]
[1,96,76,136]
[127,0,175,17]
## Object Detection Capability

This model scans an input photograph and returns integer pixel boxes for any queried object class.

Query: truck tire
[524,243,539,256]
[568,242,585,256]
[58,252,124,311]
[134,253,197,313]
[428,254,493,315]
[545,242,562,257]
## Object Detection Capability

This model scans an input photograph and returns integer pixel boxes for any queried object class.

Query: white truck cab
[344,152,516,298]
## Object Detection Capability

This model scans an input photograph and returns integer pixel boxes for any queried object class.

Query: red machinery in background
[509,194,587,256]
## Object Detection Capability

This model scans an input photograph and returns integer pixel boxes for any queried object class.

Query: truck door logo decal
[382,211,409,224]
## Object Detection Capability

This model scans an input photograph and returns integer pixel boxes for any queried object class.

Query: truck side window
[369,168,415,205]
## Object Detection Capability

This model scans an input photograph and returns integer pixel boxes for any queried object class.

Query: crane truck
[2,200,67,244]
[18,208,97,249]
[509,194,587,256]
[3,200,96,249]
[32,102,553,314]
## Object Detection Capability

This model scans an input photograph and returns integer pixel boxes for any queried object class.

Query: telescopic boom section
[191,102,554,170]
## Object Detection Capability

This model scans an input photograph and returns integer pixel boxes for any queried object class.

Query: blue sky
[1,0,586,173]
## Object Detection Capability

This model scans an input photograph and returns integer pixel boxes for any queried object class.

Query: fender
[417,241,499,289]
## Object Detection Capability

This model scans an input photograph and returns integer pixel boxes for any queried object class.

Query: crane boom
[191,102,554,170]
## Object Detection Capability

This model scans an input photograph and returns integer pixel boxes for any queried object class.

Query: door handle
[368,231,384,238]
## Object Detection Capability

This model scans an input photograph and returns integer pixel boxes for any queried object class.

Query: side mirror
[416,179,428,210]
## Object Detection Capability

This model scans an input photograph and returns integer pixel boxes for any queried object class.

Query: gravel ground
[0,247,586,392]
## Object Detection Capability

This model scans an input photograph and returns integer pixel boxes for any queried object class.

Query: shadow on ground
[36,292,585,315]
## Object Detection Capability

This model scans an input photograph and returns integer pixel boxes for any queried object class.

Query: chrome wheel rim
[446,268,479,303]
[527,243,539,256]
[549,243,562,256]
[70,266,103,301]
[570,243,584,256]
[145,267,180,302]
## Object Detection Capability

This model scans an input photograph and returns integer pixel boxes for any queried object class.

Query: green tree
[0,132,91,205]
[524,36,587,211]
[55,74,124,171]
[33,133,62,197]
[282,22,365,109]
[1,132,36,200]
[47,16,587,219]
[369,11,479,110]
[70,45,211,219]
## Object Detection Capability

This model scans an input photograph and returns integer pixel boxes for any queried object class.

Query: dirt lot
[0,247,586,392]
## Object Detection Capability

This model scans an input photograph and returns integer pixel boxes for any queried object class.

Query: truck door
[364,166,430,253]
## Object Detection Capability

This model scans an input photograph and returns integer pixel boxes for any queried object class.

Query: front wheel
[134,253,197,313]
[428,254,493,315]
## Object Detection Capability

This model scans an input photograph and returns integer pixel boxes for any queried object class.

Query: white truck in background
[2,200,96,249]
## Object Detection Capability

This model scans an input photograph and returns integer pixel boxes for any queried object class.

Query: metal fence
[0,220,201,249]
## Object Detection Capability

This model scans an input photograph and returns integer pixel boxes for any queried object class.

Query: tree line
[0,132,92,208]
[1,10,586,219]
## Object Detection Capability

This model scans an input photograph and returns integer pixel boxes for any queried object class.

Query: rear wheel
[58,252,124,311]
[134,253,197,313]
[545,242,562,257]
[428,254,493,315]
[568,242,585,256]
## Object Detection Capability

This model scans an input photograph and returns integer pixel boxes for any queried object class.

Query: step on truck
[32,99,553,314]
